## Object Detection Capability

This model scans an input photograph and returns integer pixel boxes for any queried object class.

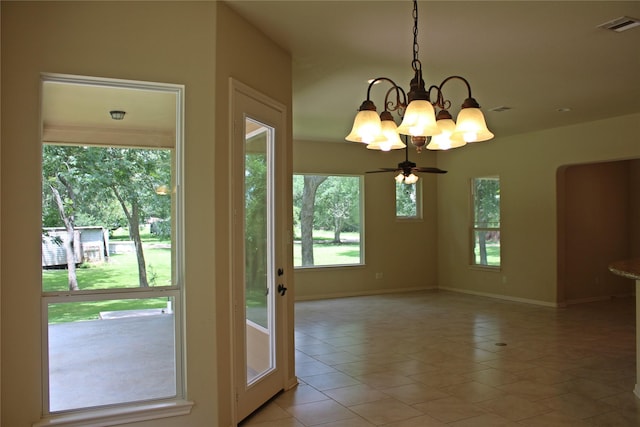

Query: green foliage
[473,177,500,227]
[396,182,418,217]
[313,176,360,233]
[292,175,361,234]
[42,145,172,231]
[244,135,269,294]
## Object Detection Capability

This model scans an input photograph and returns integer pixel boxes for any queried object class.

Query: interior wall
[436,113,640,305]
[1,2,219,426]
[215,3,293,426]
[293,140,441,299]
[562,161,635,303]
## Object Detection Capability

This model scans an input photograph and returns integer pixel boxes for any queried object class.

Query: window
[40,76,185,420]
[396,181,421,219]
[471,176,501,267]
[293,174,363,267]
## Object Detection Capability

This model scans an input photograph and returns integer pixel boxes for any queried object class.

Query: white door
[231,80,288,422]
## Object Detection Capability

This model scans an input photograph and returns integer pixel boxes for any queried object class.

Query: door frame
[229,78,295,423]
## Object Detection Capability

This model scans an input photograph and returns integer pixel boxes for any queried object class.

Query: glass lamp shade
[404,173,419,184]
[450,107,494,143]
[366,119,406,151]
[345,110,382,144]
[427,118,466,150]
[395,172,405,183]
[396,100,440,137]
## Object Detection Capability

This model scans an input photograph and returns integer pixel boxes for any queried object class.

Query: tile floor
[240,290,640,426]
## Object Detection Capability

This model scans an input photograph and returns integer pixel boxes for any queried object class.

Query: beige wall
[214,2,293,426]
[1,1,291,426]
[436,113,640,305]
[293,140,440,299]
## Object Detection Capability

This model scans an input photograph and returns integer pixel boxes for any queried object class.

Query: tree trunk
[333,216,342,243]
[300,176,327,266]
[479,232,488,265]
[113,188,149,287]
[49,184,79,291]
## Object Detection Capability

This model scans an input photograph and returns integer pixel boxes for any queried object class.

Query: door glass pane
[244,118,275,385]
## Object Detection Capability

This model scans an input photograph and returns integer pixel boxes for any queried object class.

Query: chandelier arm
[427,84,451,110]
[438,75,474,100]
[384,85,408,115]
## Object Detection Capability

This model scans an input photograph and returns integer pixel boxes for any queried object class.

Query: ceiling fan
[366,140,447,184]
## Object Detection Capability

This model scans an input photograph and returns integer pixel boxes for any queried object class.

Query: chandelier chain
[412,0,420,71]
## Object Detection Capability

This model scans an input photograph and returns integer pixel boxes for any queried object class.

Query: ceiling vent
[597,16,640,32]
[489,106,512,113]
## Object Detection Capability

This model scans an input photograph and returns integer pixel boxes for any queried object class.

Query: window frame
[37,73,191,426]
[470,175,501,269]
[292,173,365,269]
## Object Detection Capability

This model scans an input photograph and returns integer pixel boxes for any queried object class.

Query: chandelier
[345,0,494,152]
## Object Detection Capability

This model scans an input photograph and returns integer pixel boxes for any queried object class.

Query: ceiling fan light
[427,117,465,150]
[405,173,419,184]
[395,172,405,183]
[345,109,382,144]
[451,106,494,143]
[397,100,439,137]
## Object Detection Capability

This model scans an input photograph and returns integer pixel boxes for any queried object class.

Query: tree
[314,176,359,243]
[91,148,171,288]
[396,182,417,217]
[42,145,171,289]
[42,145,83,290]
[244,150,268,295]
[473,177,500,265]
[299,175,327,266]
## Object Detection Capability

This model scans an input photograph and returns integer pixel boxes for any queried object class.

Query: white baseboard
[438,286,559,307]
[294,286,437,301]
[566,293,634,305]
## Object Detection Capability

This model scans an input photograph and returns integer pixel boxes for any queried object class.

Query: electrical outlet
[375,272,383,279]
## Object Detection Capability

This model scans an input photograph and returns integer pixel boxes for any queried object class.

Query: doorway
[556,159,640,305]
[230,79,291,422]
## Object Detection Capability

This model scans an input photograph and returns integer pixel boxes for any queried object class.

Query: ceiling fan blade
[366,169,399,174]
[414,167,448,174]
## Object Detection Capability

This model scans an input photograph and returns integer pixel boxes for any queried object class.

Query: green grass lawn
[473,243,501,266]
[44,246,172,324]
[292,229,361,267]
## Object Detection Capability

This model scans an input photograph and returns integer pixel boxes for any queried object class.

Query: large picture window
[471,176,501,267]
[40,75,185,419]
[293,174,363,267]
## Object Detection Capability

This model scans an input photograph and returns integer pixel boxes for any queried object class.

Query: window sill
[33,399,194,427]
[468,265,501,272]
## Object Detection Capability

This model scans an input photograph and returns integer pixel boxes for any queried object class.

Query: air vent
[489,106,512,113]
[597,16,640,32]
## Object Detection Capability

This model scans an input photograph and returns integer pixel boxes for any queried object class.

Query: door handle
[277,284,287,296]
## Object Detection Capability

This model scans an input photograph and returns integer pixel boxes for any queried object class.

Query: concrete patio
[48,312,176,412]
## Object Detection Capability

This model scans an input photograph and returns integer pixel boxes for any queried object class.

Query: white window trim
[38,73,192,425]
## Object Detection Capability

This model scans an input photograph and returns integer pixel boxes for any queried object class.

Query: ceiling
[224,0,640,144]
[42,80,177,147]
[40,1,640,147]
